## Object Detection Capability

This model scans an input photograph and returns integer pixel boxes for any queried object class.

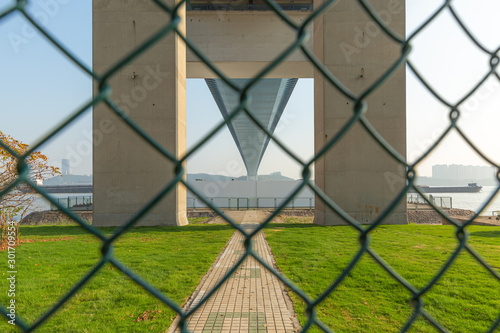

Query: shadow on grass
[19,224,236,237]
[470,230,500,238]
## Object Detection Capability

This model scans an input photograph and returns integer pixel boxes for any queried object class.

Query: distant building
[432,164,495,180]
[35,177,43,186]
[62,159,70,176]
[432,164,447,179]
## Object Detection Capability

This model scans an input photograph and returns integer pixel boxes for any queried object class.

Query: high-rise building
[62,159,70,176]
[432,164,448,179]
[432,164,495,180]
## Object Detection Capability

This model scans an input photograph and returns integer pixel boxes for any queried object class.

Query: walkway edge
[261,229,302,331]
[166,232,235,333]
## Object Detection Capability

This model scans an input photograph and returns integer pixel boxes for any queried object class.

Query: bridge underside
[93,0,407,226]
[206,78,298,179]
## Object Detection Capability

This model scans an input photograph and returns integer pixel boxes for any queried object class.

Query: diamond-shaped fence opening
[0,0,499,332]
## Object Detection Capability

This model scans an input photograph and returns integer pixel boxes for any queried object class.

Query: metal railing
[187,4,313,11]
[50,196,93,212]
[0,0,499,332]
[407,194,452,209]
[187,196,314,210]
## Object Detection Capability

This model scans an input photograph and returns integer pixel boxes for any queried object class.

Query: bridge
[93,1,407,226]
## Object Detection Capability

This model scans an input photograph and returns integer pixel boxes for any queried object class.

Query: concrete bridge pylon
[92,0,407,226]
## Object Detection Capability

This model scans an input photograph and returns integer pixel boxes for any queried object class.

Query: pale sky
[406,0,500,176]
[0,0,499,179]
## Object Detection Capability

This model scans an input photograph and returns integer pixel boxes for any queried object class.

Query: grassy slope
[0,223,234,332]
[264,224,500,333]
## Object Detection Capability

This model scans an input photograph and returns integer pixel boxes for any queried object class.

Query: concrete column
[314,0,407,225]
[93,1,187,226]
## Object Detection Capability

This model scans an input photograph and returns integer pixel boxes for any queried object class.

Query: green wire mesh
[1,0,499,332]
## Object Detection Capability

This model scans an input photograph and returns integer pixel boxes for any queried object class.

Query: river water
[407,186,500,215]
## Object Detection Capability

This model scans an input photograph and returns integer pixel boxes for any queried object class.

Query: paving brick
[169,211,300,332]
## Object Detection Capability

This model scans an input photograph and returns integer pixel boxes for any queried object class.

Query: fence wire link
[1,0,500,332]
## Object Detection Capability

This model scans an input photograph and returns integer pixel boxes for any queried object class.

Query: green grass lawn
[186,216,211,224]
[264,223,500,333]
[0,222,234,332]
[2,220,498,332]
[282,216,314,224]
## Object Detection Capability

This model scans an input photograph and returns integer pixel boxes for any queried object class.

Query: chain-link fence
[1,0,499,332]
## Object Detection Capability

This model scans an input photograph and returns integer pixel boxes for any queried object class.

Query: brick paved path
[169,211,299,333]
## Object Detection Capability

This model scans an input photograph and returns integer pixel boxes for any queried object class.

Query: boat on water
[410,183,483,193]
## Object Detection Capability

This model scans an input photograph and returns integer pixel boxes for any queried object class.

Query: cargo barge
[410,183,482,193]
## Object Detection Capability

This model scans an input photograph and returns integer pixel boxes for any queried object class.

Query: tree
[0,131,60,248]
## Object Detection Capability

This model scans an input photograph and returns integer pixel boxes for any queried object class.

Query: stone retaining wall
[187,211,217,218]
[21,211,93,225]
[408,209,476,225]
[272,209,315,217]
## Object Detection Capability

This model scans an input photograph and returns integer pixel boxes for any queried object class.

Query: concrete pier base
[313,0,407,225]
[93,1,187,226]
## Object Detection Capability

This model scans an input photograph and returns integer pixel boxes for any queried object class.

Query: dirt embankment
[273,209,315,217]
[187,211,217,218]
[408,209,475,225]
[408,208,500,226]
[21,211,92,225]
